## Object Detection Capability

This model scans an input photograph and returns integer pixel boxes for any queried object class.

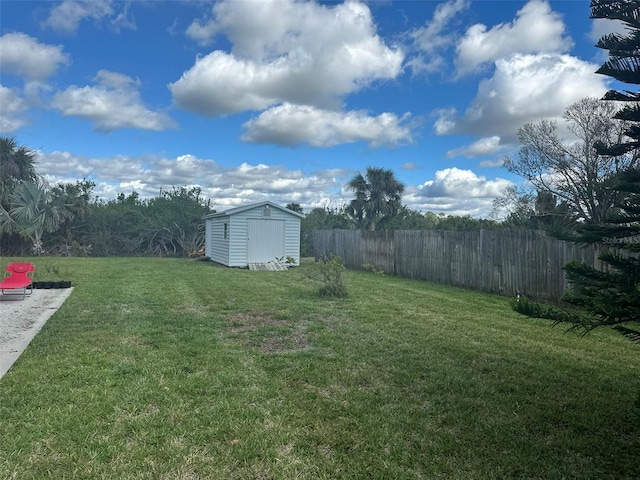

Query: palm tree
[346,167,404,231]
[0,137,37,206]
[0,179,69,255]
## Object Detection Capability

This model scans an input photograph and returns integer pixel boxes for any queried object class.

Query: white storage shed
[204,201,304,267]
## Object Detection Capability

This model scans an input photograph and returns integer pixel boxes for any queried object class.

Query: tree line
[0,140,213,257]
[0,136,506,258]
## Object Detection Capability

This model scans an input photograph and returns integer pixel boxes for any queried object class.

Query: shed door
[247,219,285,263]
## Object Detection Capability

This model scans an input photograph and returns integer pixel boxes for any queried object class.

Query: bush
[308,254,347,297]
[362,263,385,275]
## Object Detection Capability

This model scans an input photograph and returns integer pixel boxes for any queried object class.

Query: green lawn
[1,257,638,479]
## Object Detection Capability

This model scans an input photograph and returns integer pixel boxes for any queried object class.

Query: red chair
[0,262,35,299]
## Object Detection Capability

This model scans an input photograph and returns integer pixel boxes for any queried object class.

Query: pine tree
[555,2,640,330]
[563,168,640,329]
[590,0,640,157]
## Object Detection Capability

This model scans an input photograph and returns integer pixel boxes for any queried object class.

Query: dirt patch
[224,312,311,354]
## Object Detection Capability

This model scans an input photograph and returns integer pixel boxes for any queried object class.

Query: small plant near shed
[275,256,297,265]
[307,253,347,297]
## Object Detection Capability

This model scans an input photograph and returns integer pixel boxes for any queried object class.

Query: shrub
[362,263,385,275]
[308,254,347,297]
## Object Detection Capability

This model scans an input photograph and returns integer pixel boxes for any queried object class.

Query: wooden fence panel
[334,230,359,267]
[313,229,607,302]
[361,231,394,273]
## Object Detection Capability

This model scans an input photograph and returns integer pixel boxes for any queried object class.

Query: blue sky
[0,0,622,216]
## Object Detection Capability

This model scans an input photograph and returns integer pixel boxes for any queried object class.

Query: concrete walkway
[0,287,73,379]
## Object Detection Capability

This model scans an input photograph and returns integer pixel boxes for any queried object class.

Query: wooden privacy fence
[313,229,607,303]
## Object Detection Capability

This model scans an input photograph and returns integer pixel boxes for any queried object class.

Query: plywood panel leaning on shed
[204,201,304,267]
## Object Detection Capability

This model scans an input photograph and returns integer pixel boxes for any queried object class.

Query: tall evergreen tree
[554,1,640,330]
[590,0,640,158]
[563,168,640,329]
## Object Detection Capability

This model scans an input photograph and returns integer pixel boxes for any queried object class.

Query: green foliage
[560,168,640,330]
[0,178,70,255]
[0,137,214,258]
[300,205,353,256]
[510,295,590,332]
[82,192,146,256]
[377,205,440,230]
[346,166,404,231]
[307,254,347,297]
[0,136,37,206]
[435,214,500,231]
[143,186,213,256]
[591,0,640,158]
[275,256,296,265]
[75,186,213,257]
[362,262,384,275]
[510,169,640,332]
[0,137,40,253]
[285,202,303,213]
[45,179,96,254]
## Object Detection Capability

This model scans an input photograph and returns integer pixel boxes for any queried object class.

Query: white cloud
[405,167,513,217]
[43,0,112,34]
[589,18,627,43]
[35,150,350,211]
[478,158,506,168]
[35,148,514,218]
[418,167,510,198]
[93,69,141,90]
[171,0,403,116]
[42,0,134,34]
[409,0,470,74]
[0,85,28,132]
[241,103,414,147]
[401,162,419,170]
[588,17,628,64]
[111,2,136,33]
[168,51,284,116]
[455,0,572,77]
[52,70,176,132]
[0,33,69,81]
[434,54,608,143]
[446,136,502,158]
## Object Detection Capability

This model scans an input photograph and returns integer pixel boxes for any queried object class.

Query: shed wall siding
[228,215,249,267]
[205,219,212,258]
[208,216,230,266]
[284,220,301,265]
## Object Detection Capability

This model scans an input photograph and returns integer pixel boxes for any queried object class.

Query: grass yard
[0,257,638,479]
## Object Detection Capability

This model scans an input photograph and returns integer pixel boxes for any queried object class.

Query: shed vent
[263,207,271,217]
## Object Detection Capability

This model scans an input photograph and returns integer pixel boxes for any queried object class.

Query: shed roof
[204,201,305,219]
